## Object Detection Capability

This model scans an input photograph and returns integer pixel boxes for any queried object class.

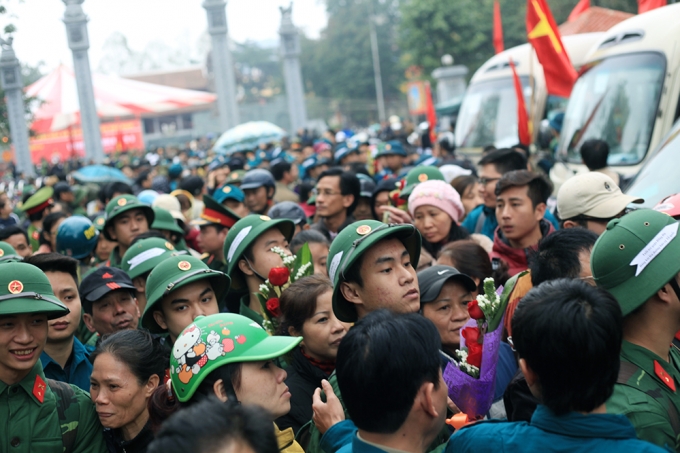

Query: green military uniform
[193,194,242,274]
[102,195,155,269]
[296,219,423,453]
[0,262,106,453]
[21,186,55,252]
[592,209,680,451]
[141,255,231,337]
[222,214,295,321]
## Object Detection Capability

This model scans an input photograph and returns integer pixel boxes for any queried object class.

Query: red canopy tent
[24,65,217,162]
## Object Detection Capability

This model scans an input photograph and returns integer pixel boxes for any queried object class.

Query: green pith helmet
[170,313,302,403]
[327,220,422,323]
[0,242,21,263]
[121,237,186,280]
[142,255,231,333]
[592,209,680,316]
[0,262,68,319]
[93,214,107,232]
[222,215,295,292]
[151,207,184,235]
[399,166,446,199]
[227,170,247,185]
[103,194,155,240]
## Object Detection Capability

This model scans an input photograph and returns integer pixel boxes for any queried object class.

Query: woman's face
[296,291,350,362]
[413,205,453,244]
[235,360,290,419]
[46,217,66,251]
[421,281,473,353]
[309,242,329,277]
[461,183,483,215]
[95,234,117,262]
[90,352,158,437]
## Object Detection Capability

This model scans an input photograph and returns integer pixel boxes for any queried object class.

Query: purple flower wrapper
[443,313,505,419]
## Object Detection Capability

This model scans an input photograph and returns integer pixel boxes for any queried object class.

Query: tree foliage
[399,0,639,79]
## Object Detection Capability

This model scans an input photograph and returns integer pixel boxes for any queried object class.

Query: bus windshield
[559,52,665,166]
[455,76,530,150]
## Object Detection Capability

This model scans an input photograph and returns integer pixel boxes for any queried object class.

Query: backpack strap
[47,379,80,453]
[617,360,680,439]
[474,210,486,234]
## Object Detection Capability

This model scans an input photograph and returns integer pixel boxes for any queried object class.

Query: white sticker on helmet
[127,248,166,270]
[228,226,252,263]
[329,251,343,283]
[630,222,678,276]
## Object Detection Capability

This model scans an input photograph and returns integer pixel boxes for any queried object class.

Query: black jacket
[276,347,331,434]
[310,215,355,242]
[104,422,154,453]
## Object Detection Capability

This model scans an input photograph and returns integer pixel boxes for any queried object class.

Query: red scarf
[300,347,335,375]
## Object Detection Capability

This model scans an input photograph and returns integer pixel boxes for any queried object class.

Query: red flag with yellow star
[526,0,578,97]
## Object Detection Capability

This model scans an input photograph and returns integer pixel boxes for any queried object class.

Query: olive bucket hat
[591,209,680,316]
[222,215,295,293]
[142,255,231,333]
[0,262,68,319]
[327,220,422,323]
[170,313,302,402]
[103,194,155,241]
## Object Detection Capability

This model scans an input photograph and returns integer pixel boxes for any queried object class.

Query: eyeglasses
[479,177,501,185]
[312,188,342,197]
[339,223,415,280]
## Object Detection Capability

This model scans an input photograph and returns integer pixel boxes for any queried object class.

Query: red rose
[462,326,483,368]
[467,300,485,320]
[266,297,281,317]
[268,267,290,286]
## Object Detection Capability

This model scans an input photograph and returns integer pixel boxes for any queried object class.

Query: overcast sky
[2,0,327,73]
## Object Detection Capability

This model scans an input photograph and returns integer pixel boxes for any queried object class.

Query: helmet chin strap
[244,256,268,282]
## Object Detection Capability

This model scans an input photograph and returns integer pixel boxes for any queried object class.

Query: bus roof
[469,33,603,85]
[585,3,680,62]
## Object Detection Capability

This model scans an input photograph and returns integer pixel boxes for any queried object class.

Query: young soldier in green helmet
[304,219,424,453]
[102,195,155,268]
[21,186,55,253]
[592,209,680,451]
[121,237,185,315]
[0,241,22,263]
[140,254,231,344]
[222,214,295,325]
[0,261,106,453]
[193,194,241,272]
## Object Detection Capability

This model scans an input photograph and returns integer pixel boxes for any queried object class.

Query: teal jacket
[447,405,670,453]
[40,337,94,392]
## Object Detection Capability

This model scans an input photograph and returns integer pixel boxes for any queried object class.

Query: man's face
[109,209,149,248]
[373,191,390,217]
[496,186,544,244]
[84,290,140,336]
[288,164,299,182]
[3,235,32,258]
[353,198,373,221]
[242,227,291,279]
[198,225,227,255]
[479,164,503,208]
[44,271,81,344]
[244,186,270,214]
[0,194,12,216]
[154,280,220,343]
[343,238,420,318]
[224,199,250,218]
[60,191,75,203]
[316,176,352,218]
[0,313,48,384]
[380,155,403,172]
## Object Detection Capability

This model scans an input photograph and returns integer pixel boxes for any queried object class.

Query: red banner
[638,0,666,13]
[28,119,144,164]
[407,81,428,115]
[425,82,438,144]
[568,0,590,22]
[510,60,531,146]
[493,0,505,54]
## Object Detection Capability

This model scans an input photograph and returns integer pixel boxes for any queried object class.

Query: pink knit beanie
[408,180,465,224]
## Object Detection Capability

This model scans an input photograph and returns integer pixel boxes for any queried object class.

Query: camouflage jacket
[0,361,106,453]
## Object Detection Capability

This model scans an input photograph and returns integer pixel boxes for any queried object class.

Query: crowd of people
[1,131,679,453]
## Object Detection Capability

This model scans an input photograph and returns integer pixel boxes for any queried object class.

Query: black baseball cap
[417,265,477,305]
[80,267,136,313]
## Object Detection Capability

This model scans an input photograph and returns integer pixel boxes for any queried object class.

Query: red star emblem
[8,280,23,294]
[33,375,46,403]
[655,360,676,392]
[178,261,191,271]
